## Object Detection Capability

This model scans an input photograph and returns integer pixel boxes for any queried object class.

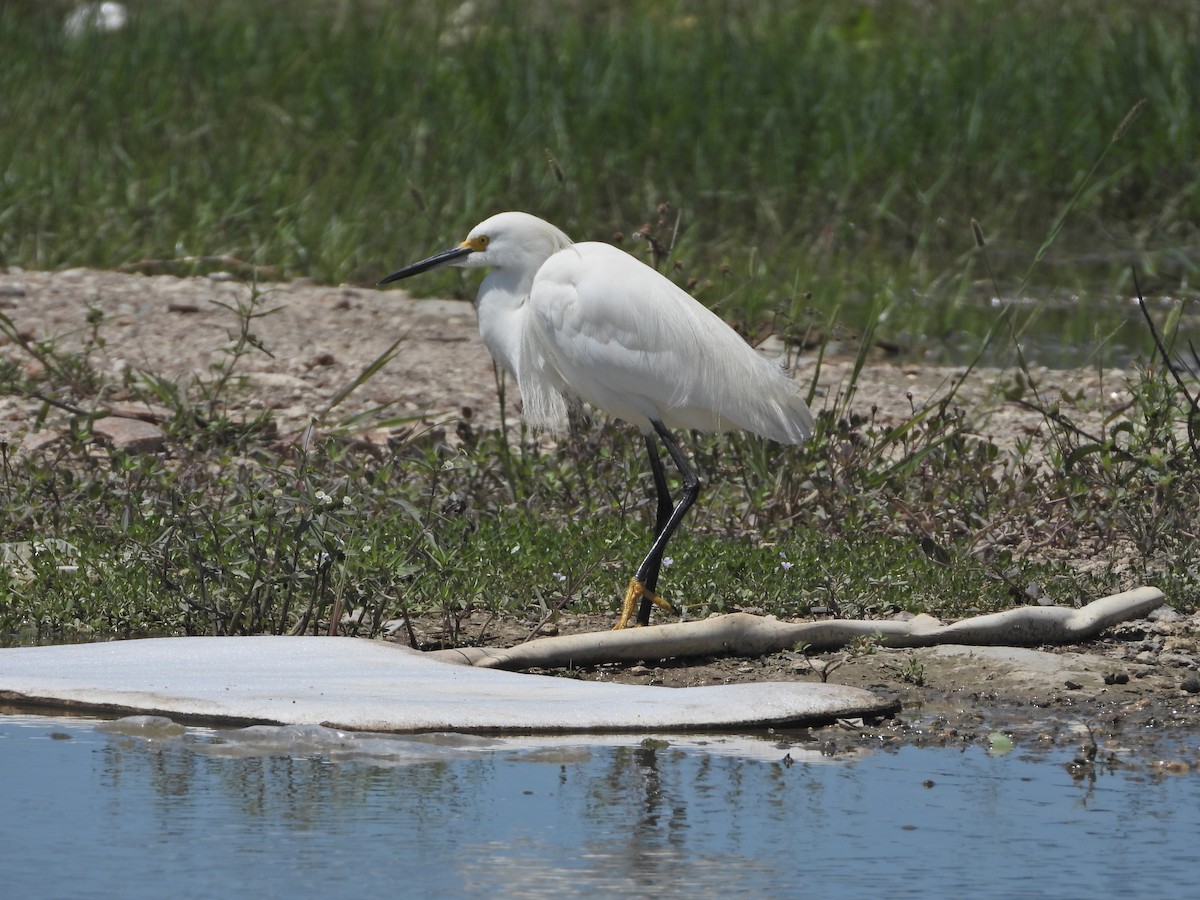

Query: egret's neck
[475,268,531,379]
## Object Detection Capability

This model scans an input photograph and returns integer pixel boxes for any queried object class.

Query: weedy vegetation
[0,0,1198,646]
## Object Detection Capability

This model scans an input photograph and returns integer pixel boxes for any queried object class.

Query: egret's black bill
[378,245,472,286]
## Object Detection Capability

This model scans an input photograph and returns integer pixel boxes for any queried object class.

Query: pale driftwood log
[427,586,1165,671]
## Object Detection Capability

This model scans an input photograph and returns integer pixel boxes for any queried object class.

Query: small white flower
[552,572,566,582]
[272,488,283,498]
[361,544,372,554]
[663,557,674,567]
[780,561,794,570]
[343,495,354,507]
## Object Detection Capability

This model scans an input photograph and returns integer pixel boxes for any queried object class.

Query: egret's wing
[525,243,813,443]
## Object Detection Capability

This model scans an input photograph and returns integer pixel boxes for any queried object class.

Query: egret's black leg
[634,422,700,625]
[613,423,700,629]
[644,433,674,545]
[635,435,676,603]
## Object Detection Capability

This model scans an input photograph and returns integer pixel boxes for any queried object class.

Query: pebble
[91,416,167,454]
[1181,675,1200,695]
[21,430,63,453]
[1148,605,1184,622]
[1157,653,1197,668]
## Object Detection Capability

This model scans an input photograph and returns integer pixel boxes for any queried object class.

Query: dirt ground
[407,607,1200,770]
[2,267,1198,767]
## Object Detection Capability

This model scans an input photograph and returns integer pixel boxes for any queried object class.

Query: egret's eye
[462,235,490,252]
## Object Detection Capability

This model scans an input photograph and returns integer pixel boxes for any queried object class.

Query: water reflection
[2,715,1198,897]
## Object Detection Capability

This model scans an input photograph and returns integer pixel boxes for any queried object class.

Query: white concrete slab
[0,636,895,733]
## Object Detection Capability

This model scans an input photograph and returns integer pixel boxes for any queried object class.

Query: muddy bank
[400,606,1200,767]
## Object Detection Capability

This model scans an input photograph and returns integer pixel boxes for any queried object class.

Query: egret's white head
[379,211,573,286]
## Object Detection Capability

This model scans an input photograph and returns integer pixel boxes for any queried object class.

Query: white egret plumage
[379,212,814,628]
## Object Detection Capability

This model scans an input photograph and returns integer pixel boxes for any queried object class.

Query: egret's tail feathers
[699,354,815,445]
[739,387,814,445]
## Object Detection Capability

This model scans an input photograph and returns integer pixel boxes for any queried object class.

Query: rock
[21,430,63,453]
[91,416,166,454]
[1181,675,1200,694]
[1157,653,1197,668]
[247,371,307,388]
[1148,605,1184,623]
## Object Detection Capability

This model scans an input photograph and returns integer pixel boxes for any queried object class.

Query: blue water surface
[1,715,1197,899]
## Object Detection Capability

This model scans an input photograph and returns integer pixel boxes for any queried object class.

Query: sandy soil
[0,266,1137,443]
[2,267,1197,766]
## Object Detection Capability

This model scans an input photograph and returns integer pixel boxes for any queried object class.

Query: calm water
[2,714,1197,898]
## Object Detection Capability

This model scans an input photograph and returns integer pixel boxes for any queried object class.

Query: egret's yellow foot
[613,577,673,629]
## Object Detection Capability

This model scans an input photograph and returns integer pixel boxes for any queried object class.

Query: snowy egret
[379,212,814,627]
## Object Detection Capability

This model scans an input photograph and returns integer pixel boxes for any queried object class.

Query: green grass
[1,0,1197,356]
[2,283,1197,646]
